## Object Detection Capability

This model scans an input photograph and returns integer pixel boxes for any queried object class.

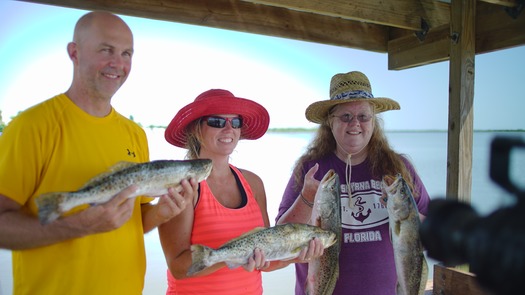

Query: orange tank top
[166,165,265,295]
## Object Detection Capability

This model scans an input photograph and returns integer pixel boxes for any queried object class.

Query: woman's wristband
[300,192,314,208]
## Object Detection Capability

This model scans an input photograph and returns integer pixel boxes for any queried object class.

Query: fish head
[383,173,413,220]
[311,169,341,227]
[193,159,213,182]
[314,169,340,209]
[310,226,338,248]
[324,230,338,248]
[320,169,338,190]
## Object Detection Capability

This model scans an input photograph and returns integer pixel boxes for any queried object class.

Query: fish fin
[388,221,401,243]
[419,256,429,294]
[315,216,322,227]
[394,221,401,235]
[79,161,137,189]
[396,281,402,295]
[291,246,304,255]
[187,244,213,276]
[35,192,68,224]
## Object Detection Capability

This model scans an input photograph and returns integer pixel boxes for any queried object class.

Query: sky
[1,0,524,131]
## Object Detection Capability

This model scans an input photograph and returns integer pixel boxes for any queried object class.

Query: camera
[419,136,525,295]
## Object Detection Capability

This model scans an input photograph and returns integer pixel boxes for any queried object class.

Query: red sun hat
[165,89,270,148]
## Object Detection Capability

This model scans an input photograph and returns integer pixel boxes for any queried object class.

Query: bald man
[0,11,195,295]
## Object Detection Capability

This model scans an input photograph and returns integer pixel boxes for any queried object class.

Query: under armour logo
[127,149,136,157]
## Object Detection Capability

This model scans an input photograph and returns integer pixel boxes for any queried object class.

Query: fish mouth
[327,231,338,247]
[382,173,402,188]
[320,169,337,188]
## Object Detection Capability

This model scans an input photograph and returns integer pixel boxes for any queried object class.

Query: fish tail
[187,244,213,276]
[35,192,67,225]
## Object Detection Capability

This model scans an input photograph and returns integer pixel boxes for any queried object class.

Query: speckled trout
[306,169,342,295]
[383,174,428,295]
[187,223,337,276]
[35,159,212,224]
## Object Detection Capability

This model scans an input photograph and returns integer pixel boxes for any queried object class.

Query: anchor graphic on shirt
[351,197,371,223]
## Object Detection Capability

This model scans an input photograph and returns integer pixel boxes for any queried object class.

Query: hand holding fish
[67,185,138,235]
[296,237,325,262]
[142,178,198,232]
[240,237,326,273]
[242,248,271,271]
[35,159,213,224]
[186,223,337,276]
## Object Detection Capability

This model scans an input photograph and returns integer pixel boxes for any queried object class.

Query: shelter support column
[446,0,475,202]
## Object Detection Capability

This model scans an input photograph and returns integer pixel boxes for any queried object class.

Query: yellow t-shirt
[0,94,150,295]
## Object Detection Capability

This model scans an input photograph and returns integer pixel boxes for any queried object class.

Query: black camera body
[420,136,525,295]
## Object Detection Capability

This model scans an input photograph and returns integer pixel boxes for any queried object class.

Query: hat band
[331,90,374,101]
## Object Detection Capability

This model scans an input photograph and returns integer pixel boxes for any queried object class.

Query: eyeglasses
[203,116,243,129]
[331,113,373,123]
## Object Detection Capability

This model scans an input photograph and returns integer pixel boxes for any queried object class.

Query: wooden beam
[17,0,389,52]
[446,0,476,202]
[476,0,525,54]
[387,24,450,70]
[18,0,525,69]
[479,0,518,8]
[387,1,525,70]
[241,0,450,30]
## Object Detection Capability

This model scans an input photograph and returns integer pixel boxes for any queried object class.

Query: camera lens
[419,199,478,265]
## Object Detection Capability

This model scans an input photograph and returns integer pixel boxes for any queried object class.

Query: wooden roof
[17,0,525,201]
[19,0,525,70]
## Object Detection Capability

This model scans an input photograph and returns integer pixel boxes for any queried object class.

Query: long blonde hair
[184,119,204,160]
[292,108,417,197]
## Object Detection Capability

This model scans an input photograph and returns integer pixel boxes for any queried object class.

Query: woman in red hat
[159,89,324,294]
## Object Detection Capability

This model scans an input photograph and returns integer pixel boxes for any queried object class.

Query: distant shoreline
[138,126,524,133]
[266,128,525,133]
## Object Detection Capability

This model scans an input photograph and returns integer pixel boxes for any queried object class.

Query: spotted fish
[35,159,212,224]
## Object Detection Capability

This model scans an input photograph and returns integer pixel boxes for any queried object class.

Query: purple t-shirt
[276,152,430,295]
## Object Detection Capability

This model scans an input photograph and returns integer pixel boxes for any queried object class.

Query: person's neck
[199,153,231,178]
[65,88,112,117]
[335,148,367,165]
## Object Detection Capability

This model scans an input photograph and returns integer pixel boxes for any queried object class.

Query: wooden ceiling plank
[388,24,450,70]
[241,0,450,30]
[479,0,518,8]
[476,0,525,54]
[16,0,525,69]
[387,1,525,70]
[17,0,389,52]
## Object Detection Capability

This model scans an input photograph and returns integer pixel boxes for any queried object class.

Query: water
[1,130,523,295]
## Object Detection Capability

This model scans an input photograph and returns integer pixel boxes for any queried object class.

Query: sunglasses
[331,113,373,123]
[203,116,243,129]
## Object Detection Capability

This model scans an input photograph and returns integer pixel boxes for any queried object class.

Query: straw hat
[165,89,270,148]
[305,71,400,123]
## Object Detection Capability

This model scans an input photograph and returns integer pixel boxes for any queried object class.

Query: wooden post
[433,264,489,295]
[446,0,475,202]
